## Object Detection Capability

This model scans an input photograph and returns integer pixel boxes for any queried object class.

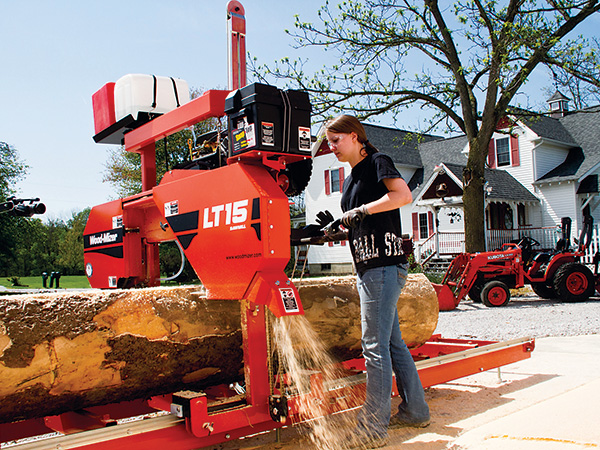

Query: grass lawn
[1,275,91,290]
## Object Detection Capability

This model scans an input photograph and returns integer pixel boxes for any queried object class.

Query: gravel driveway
[434,289,600,341]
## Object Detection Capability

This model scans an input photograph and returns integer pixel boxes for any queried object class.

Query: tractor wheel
[552,262,595,302]
[468,282,483,302]
[481,280,511,307]
[531,282,557,299]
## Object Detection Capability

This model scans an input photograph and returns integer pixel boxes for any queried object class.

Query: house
[305,94,600,275]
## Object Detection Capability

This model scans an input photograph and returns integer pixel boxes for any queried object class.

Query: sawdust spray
[273,314,369,449]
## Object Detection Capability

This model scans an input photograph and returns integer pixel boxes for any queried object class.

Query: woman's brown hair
[325,114,379,155]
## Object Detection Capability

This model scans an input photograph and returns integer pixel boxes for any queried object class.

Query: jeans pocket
[397,263,408,289]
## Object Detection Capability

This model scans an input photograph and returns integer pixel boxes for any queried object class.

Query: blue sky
[1,1,598,220]
[0,0,325,220]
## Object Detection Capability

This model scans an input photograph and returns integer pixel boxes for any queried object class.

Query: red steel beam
[123,89,230,154]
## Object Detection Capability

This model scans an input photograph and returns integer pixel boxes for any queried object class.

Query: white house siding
[498,128,536,194]
[533,143,570,180]
[536,181,578,230]
[494,130,543,227]
[305,152,353,273]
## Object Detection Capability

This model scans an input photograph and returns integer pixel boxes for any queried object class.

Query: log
[0,274,437,424]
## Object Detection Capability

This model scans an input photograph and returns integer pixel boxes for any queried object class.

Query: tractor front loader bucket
[432,283,459,311]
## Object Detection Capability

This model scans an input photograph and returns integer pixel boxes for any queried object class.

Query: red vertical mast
[227,1,247,90]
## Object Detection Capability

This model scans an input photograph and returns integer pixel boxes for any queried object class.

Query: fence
[414,225,600,263]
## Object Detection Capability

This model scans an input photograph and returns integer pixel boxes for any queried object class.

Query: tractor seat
[532,253,551,265]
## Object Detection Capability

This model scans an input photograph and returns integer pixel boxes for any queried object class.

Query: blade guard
[244,271,303,317]
[432,283,459,311]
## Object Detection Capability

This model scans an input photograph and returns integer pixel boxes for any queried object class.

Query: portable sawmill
[0,2,535,449]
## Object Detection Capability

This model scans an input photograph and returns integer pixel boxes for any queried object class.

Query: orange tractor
[434,216,598,310]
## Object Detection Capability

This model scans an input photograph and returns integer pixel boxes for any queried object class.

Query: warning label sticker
[262,122,275,146]
[164,200,179,217]
[245,123,256,148]
[280,287,300,313]
[298,127,311,150]
[112,215,123,229]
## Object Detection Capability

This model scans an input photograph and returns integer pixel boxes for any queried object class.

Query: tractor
[434,216,598,310]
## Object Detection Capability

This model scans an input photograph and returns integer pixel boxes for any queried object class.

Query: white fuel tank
[114,74,190,121]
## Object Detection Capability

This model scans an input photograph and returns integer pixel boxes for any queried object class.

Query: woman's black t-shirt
[340,152,408,275]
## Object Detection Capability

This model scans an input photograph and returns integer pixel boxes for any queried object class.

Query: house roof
[442,163,538,203]
[547,90,571,103]
[509,106,600,185]
[411,106,600,192]
[362,122,440,169]
[519,113,577,145]
[409,135,469,195]
[341,105,600,201]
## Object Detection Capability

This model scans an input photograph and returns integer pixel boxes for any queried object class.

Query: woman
[325,115,430,447]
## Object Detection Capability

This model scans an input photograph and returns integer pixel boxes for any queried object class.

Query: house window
[331,168,341,192]
[488,134,520,168]
[496,137,510,167]
[325,167,345,195]
[412,211,434,241]
[419,213,429,240]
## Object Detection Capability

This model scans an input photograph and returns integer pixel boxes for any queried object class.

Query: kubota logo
[203,199,249,229]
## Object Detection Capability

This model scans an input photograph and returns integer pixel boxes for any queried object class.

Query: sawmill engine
[84,75,312,314]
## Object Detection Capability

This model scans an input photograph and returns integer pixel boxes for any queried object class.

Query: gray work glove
[341,205,370,228]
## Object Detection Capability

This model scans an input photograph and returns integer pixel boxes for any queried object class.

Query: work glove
[341,205,370,228]
[316,210,334,228]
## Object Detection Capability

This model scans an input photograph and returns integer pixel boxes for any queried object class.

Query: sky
[0,0,326,220]
[1,1,598,221]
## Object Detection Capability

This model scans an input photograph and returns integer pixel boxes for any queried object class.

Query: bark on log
[0,274,437,424]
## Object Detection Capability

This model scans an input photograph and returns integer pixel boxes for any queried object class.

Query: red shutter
[428,211,434,237]
[488,139,496,168]
[324,170,331,195]
[412,213,419,241]
[338,167,345,192]
[510,134,520,167]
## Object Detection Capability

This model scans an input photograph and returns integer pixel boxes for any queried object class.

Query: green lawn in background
[1,275,91,290]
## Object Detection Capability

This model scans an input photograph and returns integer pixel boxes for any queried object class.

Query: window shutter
[510,134,520,167]
[488,139,496,168]
[412,213,419,241]
[428,211,434,237]
[338,167,345,193]
[324,170,331,195]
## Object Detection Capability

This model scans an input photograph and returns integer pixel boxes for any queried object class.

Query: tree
[58,209,89,275]
[103,89,226,197]
[0,142,29,275]
[0,141,28,198]
[256,0,600,252]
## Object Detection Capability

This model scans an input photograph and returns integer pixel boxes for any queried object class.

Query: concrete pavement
[385,334,600,449]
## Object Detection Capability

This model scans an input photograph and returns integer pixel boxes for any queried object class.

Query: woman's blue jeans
[356,263,430,438]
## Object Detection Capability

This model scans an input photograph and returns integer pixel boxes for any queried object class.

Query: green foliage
[0,210,89,278]
[0,141,28,198]
[0,142,30,274]
[103,88,226,197]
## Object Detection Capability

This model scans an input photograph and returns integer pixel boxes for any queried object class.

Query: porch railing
[415,225,600,265]
[486,227,560,252]
[415,226,563,263]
